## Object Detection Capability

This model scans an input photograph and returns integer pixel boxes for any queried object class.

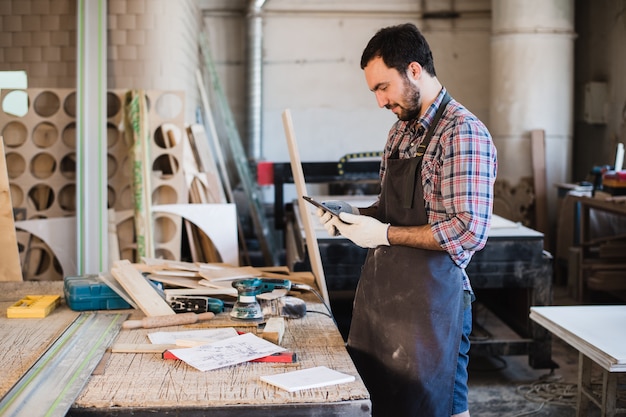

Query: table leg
[600,369,617,417]
[577,353,592,417]
[528,258,554,368]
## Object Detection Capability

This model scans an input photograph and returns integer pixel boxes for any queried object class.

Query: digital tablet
[302,196,342,218]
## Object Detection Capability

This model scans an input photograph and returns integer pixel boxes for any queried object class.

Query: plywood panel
[0,137,22,281]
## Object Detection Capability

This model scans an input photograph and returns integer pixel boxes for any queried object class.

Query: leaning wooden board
[282,109,330,305]
[111,260,175,317]
[0,137,22,282]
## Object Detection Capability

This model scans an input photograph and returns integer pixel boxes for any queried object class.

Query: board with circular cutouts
[0,88,187,281]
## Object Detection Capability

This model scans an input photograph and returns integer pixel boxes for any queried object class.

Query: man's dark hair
[360,23,436,77]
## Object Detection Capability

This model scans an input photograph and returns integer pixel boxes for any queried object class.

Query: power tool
[230,278,293,320]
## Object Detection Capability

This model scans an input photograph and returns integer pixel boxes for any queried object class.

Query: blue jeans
[452,292,473,414]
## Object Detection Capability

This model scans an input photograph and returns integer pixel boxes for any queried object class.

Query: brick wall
[0,0,200,122]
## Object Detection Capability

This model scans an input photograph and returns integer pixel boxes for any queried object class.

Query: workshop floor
[467,333,581,416]
[466,285,624,417]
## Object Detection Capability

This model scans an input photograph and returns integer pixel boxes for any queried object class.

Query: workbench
[286,196,554,369]
[530,305,626,416]
[0,281,371,416]
[574,196,626,302]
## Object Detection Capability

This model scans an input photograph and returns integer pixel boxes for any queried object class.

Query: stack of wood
[107,258,316,318]
[0,87,251,281]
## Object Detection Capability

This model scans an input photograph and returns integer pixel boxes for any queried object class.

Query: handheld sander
[230,278,302,320]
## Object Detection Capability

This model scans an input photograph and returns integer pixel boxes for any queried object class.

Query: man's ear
[407,62,422,80]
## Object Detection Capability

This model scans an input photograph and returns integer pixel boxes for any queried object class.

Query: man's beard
[388,80,421,121]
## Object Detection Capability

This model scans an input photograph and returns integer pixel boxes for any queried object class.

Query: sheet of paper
[169,332,285,372]
[260,366,355,392]
[148,327,238,345]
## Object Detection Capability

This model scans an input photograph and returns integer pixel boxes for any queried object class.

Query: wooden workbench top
[0,281,370,416]
[0,281,78,398]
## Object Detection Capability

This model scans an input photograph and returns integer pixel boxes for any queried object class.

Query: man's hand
[315,200,359,237]
[332,212,390,248]
[317,208,340,236]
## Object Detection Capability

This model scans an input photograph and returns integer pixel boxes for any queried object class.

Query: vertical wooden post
[531,129,549,250]
[577,353,592,417]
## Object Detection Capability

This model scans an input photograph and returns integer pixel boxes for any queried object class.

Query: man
[318,23,497,417]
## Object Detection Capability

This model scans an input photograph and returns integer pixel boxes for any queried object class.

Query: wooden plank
[111,260,175,317]
[149,275,210,289]
[163,287,238,297]
[124,90,155,261]
[198,265,258,281]
[0,137,23,281]
[110,344,178,354]
[281,109,330,305]
[531,129,549,249]
[262,317,285,345]
[186,124,227,204]
[108,209,121,267]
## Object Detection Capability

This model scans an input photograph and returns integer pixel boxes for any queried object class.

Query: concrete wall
[107,0,200,122]
[0,0,200,122]
[201,0,492,165]
[2,0,624,179]
[573,0,626,181]
[0,0,77,88]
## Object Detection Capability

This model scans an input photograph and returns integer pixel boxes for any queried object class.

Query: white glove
[316,208,340,236]
[315,200,359,237]
[332,212,390,248]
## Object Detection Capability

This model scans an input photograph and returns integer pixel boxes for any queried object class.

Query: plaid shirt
[379,88,497,291]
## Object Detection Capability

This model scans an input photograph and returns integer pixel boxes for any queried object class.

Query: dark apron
[348,93,464,417]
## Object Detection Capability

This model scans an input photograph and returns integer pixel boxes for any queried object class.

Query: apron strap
[403,91,452,209]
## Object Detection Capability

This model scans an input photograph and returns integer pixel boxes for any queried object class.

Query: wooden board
[110,343,178,354]
[124,90,155,260]
[152,203,238,266]
[14,217,77,277]
[281,109,330,305]
[531,129,548,249]
[186,124,227,204]
[110,260,175,317]
[530,305,626,372]
[0,137,22,281]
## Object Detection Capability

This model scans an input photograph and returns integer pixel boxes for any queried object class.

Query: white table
[530,305,626,416]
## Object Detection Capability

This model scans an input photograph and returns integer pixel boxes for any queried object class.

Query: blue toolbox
[64,274,132,311]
